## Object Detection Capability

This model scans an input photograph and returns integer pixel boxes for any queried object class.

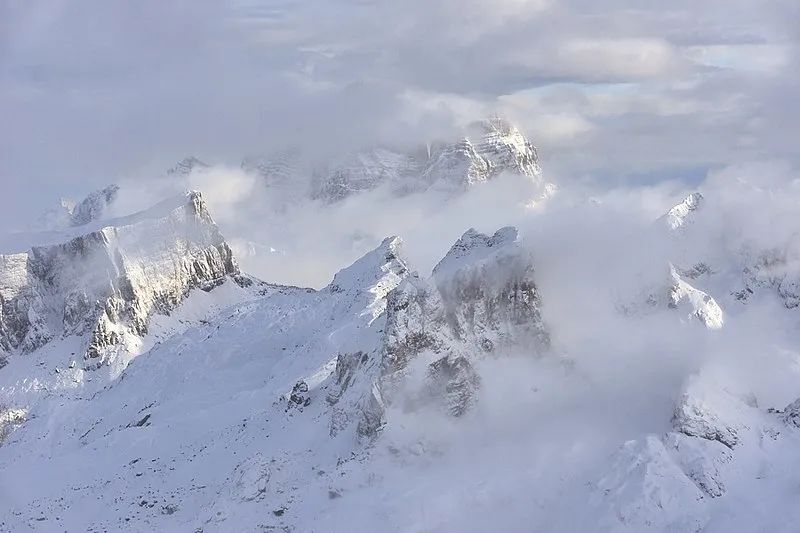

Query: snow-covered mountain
[310,117,547,201]
[0,191,245,372]
[8,157,800,532]
[0,194,555,530]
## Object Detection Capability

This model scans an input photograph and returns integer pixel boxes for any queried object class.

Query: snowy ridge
[0,191,244,367]
[668,265,724,329]
[662,192,703,231]
[312,149,423,202]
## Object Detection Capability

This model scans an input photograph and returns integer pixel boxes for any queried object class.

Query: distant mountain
[236,117,552,204]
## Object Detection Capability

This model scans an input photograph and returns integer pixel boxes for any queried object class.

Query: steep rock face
[672,388,743,449]
[424,355,482,417]
[312,149,423,202]
[775,396,800,429]
[384,227,549,373]
[0,406,27,444]
[0,192,242,365]
[374,227,549,424]
[431,226,550,349]
[472,117,542,178]
[422,139,492,191]
[424,118,543,192]
[307,226,549,441]
[319,236,412,440]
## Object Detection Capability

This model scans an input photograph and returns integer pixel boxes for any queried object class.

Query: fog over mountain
[2,2,800,532]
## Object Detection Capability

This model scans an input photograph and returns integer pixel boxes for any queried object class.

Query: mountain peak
[663,192,704,230]
[0,190,242,364]
[326,236,407,296]
[433,226,520,282]
[70,184,120,227]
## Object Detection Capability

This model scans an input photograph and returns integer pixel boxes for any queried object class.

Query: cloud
[1,0,798,232]
[516,38,693,82]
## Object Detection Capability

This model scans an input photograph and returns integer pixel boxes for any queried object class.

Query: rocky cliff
[0,191,243,366]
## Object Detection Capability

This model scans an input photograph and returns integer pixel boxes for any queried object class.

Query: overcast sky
[1,0,798,227]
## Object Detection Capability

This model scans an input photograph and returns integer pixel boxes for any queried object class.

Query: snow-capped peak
[432,226,520,281]
[325,236,410,324]
[663,192,704,230]
[668,264,724,329]
[473,117,542,179]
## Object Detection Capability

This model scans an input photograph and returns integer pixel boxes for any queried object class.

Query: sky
[1,0,798,229]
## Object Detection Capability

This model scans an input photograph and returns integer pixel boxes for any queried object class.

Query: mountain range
[3,121,800,532]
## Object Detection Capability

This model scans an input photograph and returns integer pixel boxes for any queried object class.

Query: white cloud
[685,43,793,73]
[1,0,798,229]
[552,38,692,80]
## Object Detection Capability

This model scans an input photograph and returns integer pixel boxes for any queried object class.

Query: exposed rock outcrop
[301,226,550,442]
[346,227,549,438]
[0,191,243,366]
